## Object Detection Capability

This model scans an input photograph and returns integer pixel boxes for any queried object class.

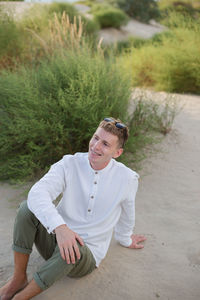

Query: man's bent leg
[33,243,96,291]
[0,201,56,300]
[11,243,96,299]
[0,252,29,300]
[11,279,41,300]
[1,201,96,299]
[13,201,56,260]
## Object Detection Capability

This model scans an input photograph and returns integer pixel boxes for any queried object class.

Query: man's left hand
[128,234,146,249]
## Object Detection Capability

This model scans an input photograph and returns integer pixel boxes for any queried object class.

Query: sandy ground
[0,91,200,299]
[98,19,165,44]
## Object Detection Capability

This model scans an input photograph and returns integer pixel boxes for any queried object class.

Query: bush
[0,4,99,70]
[116,0,160,23]
[47,2,100,35]
[158,0,200,20]
[0,9,28,69]
[20,3,99,35]
[121,14,200,94]
[92,5,129,28]
[0,47,131,181]
[20,3,78,32]
[116,88,179,167]
[0,4,178,182]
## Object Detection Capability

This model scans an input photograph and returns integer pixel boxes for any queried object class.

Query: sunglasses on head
[104,118,126,129]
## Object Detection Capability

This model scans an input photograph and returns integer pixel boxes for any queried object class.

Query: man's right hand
[54,224,84,264]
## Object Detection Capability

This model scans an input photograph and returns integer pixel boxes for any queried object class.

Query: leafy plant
[20,2,99,35]
[0,46,131,181]
[0,8,28,69]
[121,89,179,166]
[92,4,129,28]
[0,4,99,70]
[158,0,200,20]
[121,13,200,94]
[116,0,160,23]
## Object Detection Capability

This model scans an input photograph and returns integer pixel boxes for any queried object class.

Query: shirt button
[95,171,98,174]
[88,209,91,212]
[94,181,97,184]
[91,196,94,199]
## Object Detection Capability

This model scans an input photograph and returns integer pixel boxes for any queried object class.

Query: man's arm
[28,156,83,264]
[27,159,67,233]
[114,173,146,248]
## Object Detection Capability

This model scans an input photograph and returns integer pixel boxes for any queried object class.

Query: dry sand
[0,91,200,299]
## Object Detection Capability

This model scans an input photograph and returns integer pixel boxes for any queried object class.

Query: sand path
[0,92,200,299]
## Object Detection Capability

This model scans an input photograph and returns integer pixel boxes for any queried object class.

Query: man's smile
[90,149,102,157]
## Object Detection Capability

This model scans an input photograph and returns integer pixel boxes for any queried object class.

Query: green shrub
[92,5,129,28]
[0,44,178,181]
[0,4,99,70]
[0,47,131,181]
[47,1,100,34]
[102,36,147,57]
[117,89,179,166]
[47,2,78,19]
[20,3,99,35]
[47,2,100,36]
[121,14,200,94]
[0,11,20,57]
[116,0,160,23]
[158,0,200,20]
[0,9,28,69]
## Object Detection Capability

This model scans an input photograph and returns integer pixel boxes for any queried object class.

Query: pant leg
[12,200,56,260]
[33,243,96,290]
[13,200,96,291]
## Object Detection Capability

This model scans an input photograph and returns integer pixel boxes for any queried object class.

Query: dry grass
[25,12,85,58]
[49,13,84,51]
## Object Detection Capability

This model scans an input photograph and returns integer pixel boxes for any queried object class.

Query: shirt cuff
[114,232,133,247]
[118,237,132,247]
[43,214,66,234]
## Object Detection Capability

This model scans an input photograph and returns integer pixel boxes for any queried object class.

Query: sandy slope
[0,92,200,300]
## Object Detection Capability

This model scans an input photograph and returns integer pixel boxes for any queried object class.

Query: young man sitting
[0,117,146,300]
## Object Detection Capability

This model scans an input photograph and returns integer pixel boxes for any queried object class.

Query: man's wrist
[53,224,67,234]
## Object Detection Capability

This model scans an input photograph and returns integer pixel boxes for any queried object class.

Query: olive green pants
[12,201,96,290]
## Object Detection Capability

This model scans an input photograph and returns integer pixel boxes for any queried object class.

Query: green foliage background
[120,13,200,94]
[0,48,132,181]
[91,3,129,28]
[0,1,188,182]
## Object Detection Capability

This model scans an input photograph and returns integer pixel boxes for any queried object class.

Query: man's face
[88,127,123,170]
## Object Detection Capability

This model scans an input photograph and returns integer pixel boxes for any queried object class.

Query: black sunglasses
[104,118,126,129]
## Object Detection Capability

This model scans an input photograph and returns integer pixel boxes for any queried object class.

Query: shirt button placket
[87,172,99,216]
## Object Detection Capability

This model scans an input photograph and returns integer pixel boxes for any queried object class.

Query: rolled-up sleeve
[114,173,139,247]
[27,158,68,233]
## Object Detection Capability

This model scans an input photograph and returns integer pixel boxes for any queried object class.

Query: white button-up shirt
[27,153,139,266]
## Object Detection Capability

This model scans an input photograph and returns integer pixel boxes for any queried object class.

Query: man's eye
[104,143,108,146]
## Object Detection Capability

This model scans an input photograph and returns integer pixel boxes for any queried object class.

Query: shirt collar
[86,153,114,174]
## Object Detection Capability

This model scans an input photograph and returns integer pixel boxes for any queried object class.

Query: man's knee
[17,200,29,215]
[13,201,39,254]
[15,200,38,226]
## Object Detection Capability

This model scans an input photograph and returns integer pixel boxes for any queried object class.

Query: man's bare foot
[0,276,28,300]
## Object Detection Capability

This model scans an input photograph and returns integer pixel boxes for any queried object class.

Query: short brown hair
[99,117,129,148]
